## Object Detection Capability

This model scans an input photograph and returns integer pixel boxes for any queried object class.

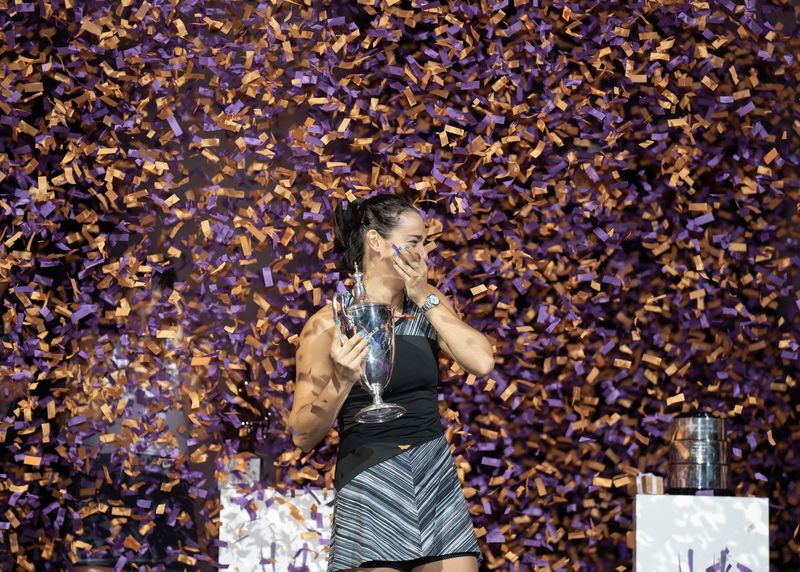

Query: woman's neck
[362,272,405,311]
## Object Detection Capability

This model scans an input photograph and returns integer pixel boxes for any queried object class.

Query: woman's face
[364,209,429,275]
[384,210,428,264]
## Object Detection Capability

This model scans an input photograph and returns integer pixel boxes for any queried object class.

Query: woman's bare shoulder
[299,302,337,339]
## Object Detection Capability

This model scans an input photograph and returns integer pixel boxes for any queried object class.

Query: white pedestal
[219,465,335,571]
[634,495,769,572]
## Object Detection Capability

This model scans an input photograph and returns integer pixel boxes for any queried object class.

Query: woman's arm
[288,307,369,452]
[416,285,495,377]
[392,248,495,377]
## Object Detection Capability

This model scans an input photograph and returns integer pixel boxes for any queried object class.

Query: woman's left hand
[391,244,430,306]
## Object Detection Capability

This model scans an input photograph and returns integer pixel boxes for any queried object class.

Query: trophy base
[354,402,406,424]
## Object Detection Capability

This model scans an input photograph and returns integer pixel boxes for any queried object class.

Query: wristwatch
[420,293,440,314]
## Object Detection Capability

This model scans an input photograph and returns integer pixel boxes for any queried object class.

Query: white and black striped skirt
[327,434,483,572]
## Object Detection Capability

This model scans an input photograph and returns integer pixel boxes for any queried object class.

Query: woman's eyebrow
[406,234,424,240]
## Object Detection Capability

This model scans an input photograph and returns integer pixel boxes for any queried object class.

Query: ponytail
[333,198,367,274]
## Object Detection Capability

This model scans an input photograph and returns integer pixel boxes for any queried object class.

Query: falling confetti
[0,1,798,570]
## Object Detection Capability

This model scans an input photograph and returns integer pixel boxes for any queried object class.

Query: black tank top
[333,289,444,491]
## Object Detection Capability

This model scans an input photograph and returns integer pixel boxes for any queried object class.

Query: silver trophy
[332,263,406,424]
[666,413,731,494]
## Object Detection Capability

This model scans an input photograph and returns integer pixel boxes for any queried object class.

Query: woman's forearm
[423,303,494,376]
[290,373,354,451]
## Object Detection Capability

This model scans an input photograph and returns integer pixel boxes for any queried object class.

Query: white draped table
[219,460,335,571]
[634,495,769,572]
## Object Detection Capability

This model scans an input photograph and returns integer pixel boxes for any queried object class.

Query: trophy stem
[352,378,406,423]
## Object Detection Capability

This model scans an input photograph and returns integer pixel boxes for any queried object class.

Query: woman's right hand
[329,328,370,387]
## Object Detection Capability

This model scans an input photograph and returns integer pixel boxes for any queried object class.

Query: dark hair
[332,194,417,274]
[156,267,178,292]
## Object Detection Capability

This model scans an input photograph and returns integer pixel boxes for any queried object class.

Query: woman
[289,194,495,572]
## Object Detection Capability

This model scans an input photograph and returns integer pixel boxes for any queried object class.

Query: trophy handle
[331,292,351,342]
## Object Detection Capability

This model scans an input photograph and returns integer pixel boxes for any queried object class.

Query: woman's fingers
[394,259,423,284]
[334,339,355,360]
[348,335,369,356]
[339,334,368,361]
[396,247,426,275]
[353,341,370,364]
[392,255,413,278]
[330,333,369,384]
[340,339,370,372]
[344,331,364,349]
[397,248,416,265]
[331,328,365,359]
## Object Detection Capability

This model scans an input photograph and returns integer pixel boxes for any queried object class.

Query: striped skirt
[327,434,482,572]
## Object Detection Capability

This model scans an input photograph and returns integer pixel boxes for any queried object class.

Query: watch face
[428,294,440,305]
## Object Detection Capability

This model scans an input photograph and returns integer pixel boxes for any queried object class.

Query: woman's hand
[329,328,370,387]
[391,243,430,307]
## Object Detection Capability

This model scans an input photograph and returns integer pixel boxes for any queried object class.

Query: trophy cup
[332,263,406,423]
